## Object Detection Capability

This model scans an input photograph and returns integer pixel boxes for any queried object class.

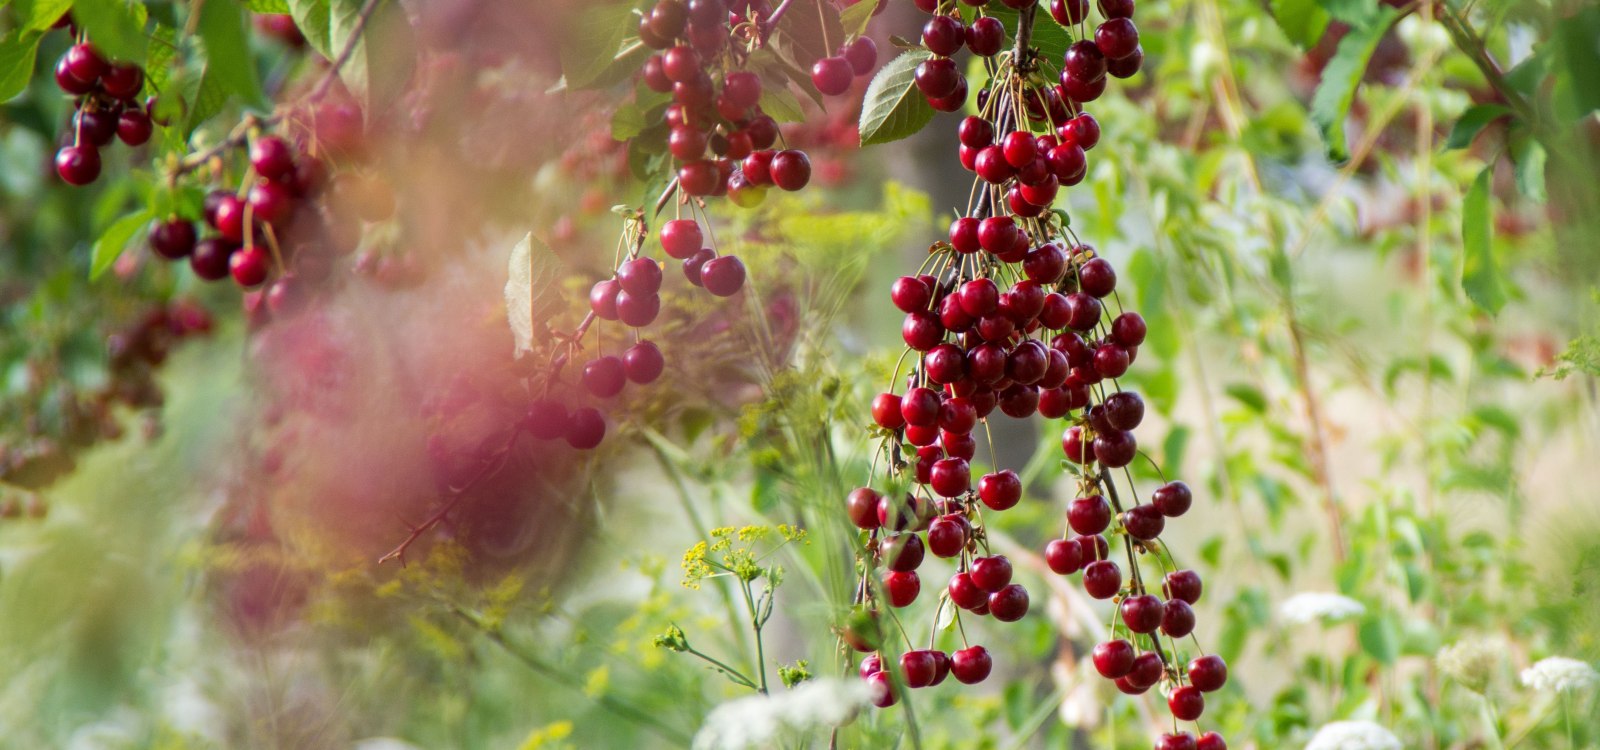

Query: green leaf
[1224,383,1267,413]
[1460,166,1505,314]
[330,0,416,115]
[1358,615,1399,665]
[1308,7,1397,162]
[1444,104,1510,150]
[1552,3,1600,115]
[185,66,230,135]
[559,2,637,90]
[15,0,73,32]
[858,49,935,146]
[758,85,807,123]
[982,6,1070,63]
[774,0,844,68]
[144,25,179,94]
[1315,0,1378,25]
[0,29,45,102]
[246,0,292,12]
[288,0,333,58]
[611,93,668,141]
[1510,136,1546,204]
[1269,0,1329,49]
[91,211,152,280]
[839,0,876,40]
[197,0,268,108]
[71,0,149,63]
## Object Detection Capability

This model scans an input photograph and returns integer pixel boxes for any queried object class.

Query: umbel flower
[1280,592,1366,625]
[1437,639,1502,694]
[692,678,870,749]
[1304,720,1403,750]
[1520,657,1599,694]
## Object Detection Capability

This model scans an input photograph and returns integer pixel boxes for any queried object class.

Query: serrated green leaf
[1308,7,1397,162]
[982,6,1071,63]
[144,25,178,94]
[247,0,292,12]
[198,0,267,108]
[560,2,637,90]
[16,0,72,32]
[330,0,416,115]
[71,0,149,62]
[858,49,935,146]
[1444,104,1510,150]
[0,29,45,102]
[1461,166,1504,315]
[758,85,806,123]
[288,0,333,59]
[504,232,562,355]
[839,0,876,40]
[611,94,668,141]
[1269,0,1329,49]
[91,211,152,280]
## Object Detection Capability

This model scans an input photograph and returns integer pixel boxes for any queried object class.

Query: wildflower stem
[685,645,761,691]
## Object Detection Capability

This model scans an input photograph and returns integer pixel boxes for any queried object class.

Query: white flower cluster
[1280,592,1366,625]
[1436,639,1501,694]
[1520,657,1600,694]
[692,678,870,750]
[1304,720,1403,750]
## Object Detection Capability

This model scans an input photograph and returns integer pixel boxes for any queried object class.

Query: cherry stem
[377,430,521,565]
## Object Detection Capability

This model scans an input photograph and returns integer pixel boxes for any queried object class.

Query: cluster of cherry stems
[844,1,1228,748]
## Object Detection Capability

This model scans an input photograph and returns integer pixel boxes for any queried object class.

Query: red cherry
[950,645,992,684]
[977,470,1021,510]
[624,340,665,383]
[958,116,994,148]
[988,582,1029,621]
[866,671,897,707]
[1068,494,1111,535]
[881,533,925,572]
[1122,504,1166,541]
[63,43,107,85]
[1169,685,1205,721]
[927,515,968,558]
[1044,537,1083,575]
[100,63,144,100]
[700,255,746,296]
[900,650,938,688]
[969,555,1012,592]
[848,487,885,529]
[1197,733,1228,750]
[770,150,811,190]
[616,290,662,327]
[812,56,853,95]
[1095,18,1140,60]
[1113,311,1148,345]
[1161,599,1196,638]
[1187,654,1227,692]
[1120,594,1165,633]
[1126,651,1164,689]
[859,653,883,679]
[1093,639,1136,678]
[228,247,270,287]
[948,572,987,609]
[189,238,237,281]
[883,570,921,607]
[1157,732,1198,750]
[590,279,621,320]
[844,36,878,75]
[583,356,627,398]
[1082,559,1121,599]
[659,219,703,259]
[116,108,153,146]
[55,145,100,185]
[965,16,1004,56]
[1163,569,1203,604]
[148,219,197,260]
[250,136,296,181]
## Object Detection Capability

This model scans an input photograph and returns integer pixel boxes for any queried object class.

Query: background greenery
[1,0,1598,748]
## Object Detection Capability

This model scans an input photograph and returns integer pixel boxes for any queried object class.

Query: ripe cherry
[1063,40,1107,83]
[770,150,811,190]
[881,533,925,572]
[902,311,944,350]
[1163,569,1202,604]
[624,341,665,383]
[921,16,964,56]
[891,276,933,313]
[1120,594,1165,633]
[883,570,920,607]
[1103,391,1144,430]
[958,116,994,148]
[700,255,746,296]
[583,356,627,398]
[958,278,999,317]
[616,290,662,326]
[859,653,883,679]
[1112,311,1148,346]
[618,257,664,296]
[248,181,295,225]
[812,56,853,95]
[1023,243,1067,284]
[927,515,968,557]
[974,145,1014,184]
[1068,114,1102,150]
[866,670,897,707]
[977,470,1021,511]
[901,650,938,688]
[1061,425,1091,463]
[1197,733,1227,750]
[74,109,117,147]
[929,457,970,497]
[1093,428,1137,468]
[844,36,878,75]
[1187,654,1227,692]
[1157,732,1198,750]
[54,58,96,95]
[1169,685,1205,721]
[847,487,884,529]
[116,108,153,146]
[989,583,1029,621]
[1068,494,1111,535]
[148,219,196,259]
[101,64,144,100]
[1102,0,1135,17]
[1045,537,1083,575]
[965,16,1003,56]
[1064,292,1102,331]
[1082,559,1121,599]
[948,572,987,609]
[950,645,992,684]
[590,279,622,320]
[1125,651,1164,689]
[1122,504,1165,541]
[55,145,100,185]
[871,393,906,430]
[970,555,1012,592]
[566,408,607,448]
[1153,480,1193,517]
[1161,598,1196,637]
[1107,46,1144,78]
[1093,639,1136,678]
[250,136,295,181]
[189,238,237,281]
[1095,18,1140,59]
[660,219,702,259]
[63,43,107,85]
[978,216,1019,253]
[229,247,270,287]
[1049,0,1089,24]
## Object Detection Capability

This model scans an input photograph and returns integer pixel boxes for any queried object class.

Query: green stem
[685,645,761,691]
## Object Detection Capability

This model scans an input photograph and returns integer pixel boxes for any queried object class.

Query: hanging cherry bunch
[843,3,1225,748]
[49,21,155,186]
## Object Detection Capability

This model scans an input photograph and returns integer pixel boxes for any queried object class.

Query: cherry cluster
[145,130,370,318]
[50,26,154,186]
[636,0,819,203]
[811,35,878,97]
[842,3,1225,748]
